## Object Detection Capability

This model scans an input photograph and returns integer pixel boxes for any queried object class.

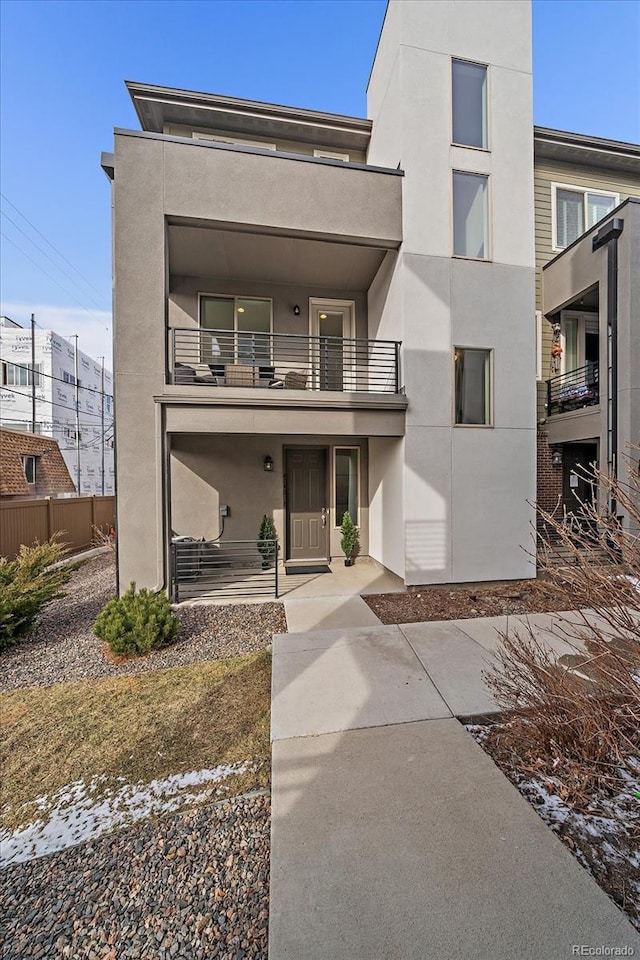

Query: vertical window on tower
[454,348,492,425]
[453,172,489,259]
[452,59,488,149]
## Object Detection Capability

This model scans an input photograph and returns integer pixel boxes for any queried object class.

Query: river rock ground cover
[0,554,278,958]
[0,552,286,692]
[1,792,270,960]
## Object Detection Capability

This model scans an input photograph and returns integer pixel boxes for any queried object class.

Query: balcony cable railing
[170,327,401,394]
[546,361,599,417]
[171,538,279,602]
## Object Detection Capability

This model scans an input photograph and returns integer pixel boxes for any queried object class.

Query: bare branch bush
[91,524,116,552]
[484,449,640,804]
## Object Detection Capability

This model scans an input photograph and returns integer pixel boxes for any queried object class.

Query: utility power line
[1,211,107,314]
[0,232,111,333]
[0,357,114,399]
[0,192,108,306]
[0,383,114,420]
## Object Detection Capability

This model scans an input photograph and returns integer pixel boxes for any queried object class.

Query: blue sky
[1,0,638,363]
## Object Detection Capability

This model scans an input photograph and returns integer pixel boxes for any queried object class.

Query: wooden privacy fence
[0,496,116,560]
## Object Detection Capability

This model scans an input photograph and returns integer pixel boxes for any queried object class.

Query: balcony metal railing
[171,539,279,602]
[170,328,401,394]
[547,362,599,417]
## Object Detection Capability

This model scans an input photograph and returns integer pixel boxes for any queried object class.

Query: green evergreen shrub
[94,582,178,658]
[340,511,359,561]
[257,514,277,564]
[0,539,71,652]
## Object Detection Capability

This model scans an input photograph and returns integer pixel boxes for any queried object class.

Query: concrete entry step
[270,720,640,959]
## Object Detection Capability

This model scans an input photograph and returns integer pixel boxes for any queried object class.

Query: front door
[285,448,329,561]
[562,442,598,527]
[309,300,355,391]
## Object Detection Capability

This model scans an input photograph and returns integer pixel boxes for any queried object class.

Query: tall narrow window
[22,455,37,484]
[454,348,491,425]
[452,59,488,149]
[556,189,584,249]
[335,448,359,526]
[453,172,489,259]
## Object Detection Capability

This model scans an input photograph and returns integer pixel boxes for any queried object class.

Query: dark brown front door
[562,442,598,525]
[285,448,329,561]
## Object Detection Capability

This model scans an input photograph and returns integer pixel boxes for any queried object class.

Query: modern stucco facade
[105,0,540,596]
[366,0,536,584]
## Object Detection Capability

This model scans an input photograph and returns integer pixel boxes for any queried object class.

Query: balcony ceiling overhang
[126,81,372,153]
[168,221,388,289]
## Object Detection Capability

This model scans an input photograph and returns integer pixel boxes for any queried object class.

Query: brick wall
[536,430,563,531]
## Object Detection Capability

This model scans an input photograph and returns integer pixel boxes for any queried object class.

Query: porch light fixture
[552,449,562,468]
[293,305,300,316]
[263,455,274,472]
[320,313,327,320]
[236,306,245,313]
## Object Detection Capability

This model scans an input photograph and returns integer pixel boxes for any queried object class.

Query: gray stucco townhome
[104,0,637,600]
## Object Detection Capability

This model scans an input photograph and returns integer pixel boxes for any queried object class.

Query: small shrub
[94,582,178,658]
[91,523,116,552]
[0,538,71,652]
[257,514,277,564]
[340,511,359,560]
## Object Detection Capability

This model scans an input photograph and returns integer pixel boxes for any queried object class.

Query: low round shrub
[94,582,178,658]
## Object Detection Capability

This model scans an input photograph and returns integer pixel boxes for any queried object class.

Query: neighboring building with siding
[0,318,115,496]
[533,130,640,521]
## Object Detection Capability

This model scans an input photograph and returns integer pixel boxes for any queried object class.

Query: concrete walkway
[282,557,403,632]
[269,614,640,958]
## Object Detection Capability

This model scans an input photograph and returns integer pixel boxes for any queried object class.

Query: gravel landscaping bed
[0,554,286,692]
[364,578,578,624]
[0,792,270,960]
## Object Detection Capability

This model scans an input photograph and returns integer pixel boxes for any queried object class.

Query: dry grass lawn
[0,650,271,828]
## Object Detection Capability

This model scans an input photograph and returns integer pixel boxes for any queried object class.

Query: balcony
[547,362,599,417]
[170,328,402,395]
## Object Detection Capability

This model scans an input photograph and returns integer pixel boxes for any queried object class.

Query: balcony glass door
[309,300,355,391]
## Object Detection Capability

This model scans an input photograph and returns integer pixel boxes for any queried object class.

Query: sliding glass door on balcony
[309,300,355,391]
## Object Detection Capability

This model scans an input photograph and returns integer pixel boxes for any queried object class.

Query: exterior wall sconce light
[293,305,300,316]
[552,449,562,468]
[263,455,274,472]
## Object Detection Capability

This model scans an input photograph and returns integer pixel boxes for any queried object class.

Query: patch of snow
[0,762,250,866]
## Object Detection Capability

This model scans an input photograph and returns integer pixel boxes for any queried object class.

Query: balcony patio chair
[284,370,308,390]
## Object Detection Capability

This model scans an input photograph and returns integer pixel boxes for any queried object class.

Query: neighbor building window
[22,455,37,484]
[454,348,492,425]
[200,295,272,363]
[452,59,488,149]
[453,172,489,259]
[3,362,41,387]
[553,185,618,249]
[3,421,42,434]
[334,447,359,526]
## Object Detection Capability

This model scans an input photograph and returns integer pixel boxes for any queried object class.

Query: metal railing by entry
[171,539,279,602]
[170,328,401,394]
[546,362,599,417]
